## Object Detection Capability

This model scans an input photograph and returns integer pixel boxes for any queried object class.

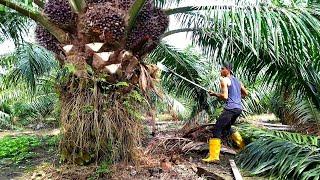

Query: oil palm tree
[0,0,199,164]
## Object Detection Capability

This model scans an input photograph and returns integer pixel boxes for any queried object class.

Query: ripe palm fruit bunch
[80,3,126,44]
[86,0,134,9]
[43,0,76,28]
[35,25,62,55]
[85,0,109,4]
[117,0,135,11]
[85,0,152,11]
[126,8,169,56]
[117,0,153,11]
[36,0,169,59]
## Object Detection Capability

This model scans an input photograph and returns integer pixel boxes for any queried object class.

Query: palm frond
[0,89,26,108]
[154,0,184,8]
[149,43,203,96]
[28,93,57,119]
[5,42,58,91]
[238,138,320,179]
[160,92,195,120]
[241,84,274,115]
[0,73,57,126]
[239,124,319,146]
[0,10,31,43]
[148,43,215,117]
[0,41,58,125]
[237,124,320,179]
[272,94,320,124]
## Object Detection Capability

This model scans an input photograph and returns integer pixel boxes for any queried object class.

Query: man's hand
[208,90,217,97]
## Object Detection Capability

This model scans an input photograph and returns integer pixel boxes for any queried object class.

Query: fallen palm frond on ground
[146,133,237,156]
[237,124,320,179]
[146,135,193,154]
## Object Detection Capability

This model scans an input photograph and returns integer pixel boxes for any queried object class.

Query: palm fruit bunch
[80,3,126,44]
[85,0,152,11]
[117,0,135,11]
[36,0,75,56]
[149,9,169,38]
[85,0,110,5]
[117,0,153,11]
[126,8,169,56]
[43,0,76,28]
[36,0,168,58]
[35,25,62,55]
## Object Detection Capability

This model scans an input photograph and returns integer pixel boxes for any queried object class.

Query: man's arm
[240,82,248,97]
[209,78,228,100]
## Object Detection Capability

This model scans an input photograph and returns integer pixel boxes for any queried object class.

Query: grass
[0,135,41,164]
[0,135,59,165]
[88,159,112,180]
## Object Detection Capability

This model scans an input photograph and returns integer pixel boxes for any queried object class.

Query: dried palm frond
[145,135,192,154]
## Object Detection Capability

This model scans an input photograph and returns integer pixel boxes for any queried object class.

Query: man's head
[220,63,233,77]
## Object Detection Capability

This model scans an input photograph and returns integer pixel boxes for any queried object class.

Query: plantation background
[0,0,320,179]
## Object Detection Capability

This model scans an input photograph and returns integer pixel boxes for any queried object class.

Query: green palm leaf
[0,10,31,43]
[6,42,57,91]
[237,124,320,179]
[148,43,215,117]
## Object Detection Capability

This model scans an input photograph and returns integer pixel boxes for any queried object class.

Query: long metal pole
[166,68,210,92]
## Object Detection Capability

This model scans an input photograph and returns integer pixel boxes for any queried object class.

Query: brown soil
[0,129,60,139]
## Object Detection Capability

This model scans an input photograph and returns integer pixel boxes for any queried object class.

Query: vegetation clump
[0,136,41,164]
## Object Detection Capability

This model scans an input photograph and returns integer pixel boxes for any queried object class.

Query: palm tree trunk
[279,87,295,125]
[58,59,145,164]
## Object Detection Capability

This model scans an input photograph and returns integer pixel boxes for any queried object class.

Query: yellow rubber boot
[231,131,245,149]
[202,138,221,163]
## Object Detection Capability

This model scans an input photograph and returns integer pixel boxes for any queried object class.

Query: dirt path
[0,128,60,138]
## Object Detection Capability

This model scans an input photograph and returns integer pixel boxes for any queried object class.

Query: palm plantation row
[0,0,320,179]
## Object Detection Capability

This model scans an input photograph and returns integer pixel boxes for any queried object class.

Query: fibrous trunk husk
[56,48,161,164]
[59,75,145,164]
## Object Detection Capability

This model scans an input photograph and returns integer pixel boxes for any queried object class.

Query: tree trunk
[279,87,295,125]
[56,51,151,164]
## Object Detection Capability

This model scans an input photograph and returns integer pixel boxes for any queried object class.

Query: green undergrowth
[0,135,60,164]
[88,159,113,180]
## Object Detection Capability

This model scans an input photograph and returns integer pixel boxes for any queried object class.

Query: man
[202,63,248,163]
